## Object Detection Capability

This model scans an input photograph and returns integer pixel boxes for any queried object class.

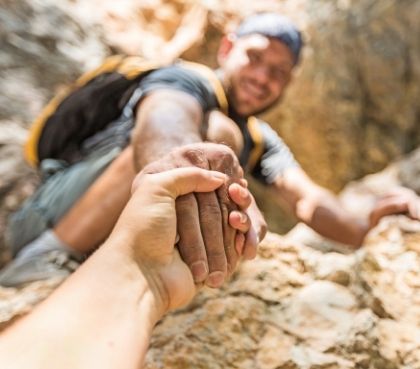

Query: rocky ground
[0,1,419,368]
[1,209,419,369]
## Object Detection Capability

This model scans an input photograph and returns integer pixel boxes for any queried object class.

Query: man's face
[219,34,295,117]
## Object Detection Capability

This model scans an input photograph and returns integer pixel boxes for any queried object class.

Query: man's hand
[141,142,256,288]
[369,187,420,228]
[112,167,228,312]
[229,183,267,259]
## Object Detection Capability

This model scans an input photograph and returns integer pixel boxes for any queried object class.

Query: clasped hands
[107,142,266,315]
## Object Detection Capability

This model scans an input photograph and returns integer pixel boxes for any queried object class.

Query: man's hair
[235,13,303,65]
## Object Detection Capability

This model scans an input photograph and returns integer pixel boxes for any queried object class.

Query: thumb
[144,167,227,199]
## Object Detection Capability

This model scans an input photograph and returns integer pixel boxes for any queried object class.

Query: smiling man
[0,12,408,288]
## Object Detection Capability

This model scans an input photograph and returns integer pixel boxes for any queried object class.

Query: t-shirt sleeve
[251,121,300,185]
[134,65,219,113]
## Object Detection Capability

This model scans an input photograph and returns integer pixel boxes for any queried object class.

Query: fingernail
[206,271,225,288]
[239,212,247,224]
[240,186,248,198]
[191,261,208,283]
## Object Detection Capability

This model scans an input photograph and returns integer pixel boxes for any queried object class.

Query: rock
[0,277,64,331]
[377,319,420,369]
[0,0,109,124]
[0,121,38,265]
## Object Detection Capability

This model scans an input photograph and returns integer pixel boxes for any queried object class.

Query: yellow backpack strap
[24,55,163,167]
[117,56,163,79]
[179,61,228,115]
[247,116,264,172]
[24,86,75,167]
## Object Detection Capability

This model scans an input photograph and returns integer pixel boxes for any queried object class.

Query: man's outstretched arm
[130,90,257,287]
[272,168,420,248]
[132,89,205,170]
[271,167,369,248]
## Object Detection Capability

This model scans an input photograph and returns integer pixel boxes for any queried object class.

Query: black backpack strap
[25,56,162,167]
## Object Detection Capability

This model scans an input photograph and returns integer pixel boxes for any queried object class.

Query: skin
[141,143,250,284]
[218,33,294,117]
[130,90,257,287]
[369,187,420,227]
[0,167,227,369]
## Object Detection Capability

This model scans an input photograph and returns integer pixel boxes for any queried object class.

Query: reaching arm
[271,167,369,248]
[129,84,257,287]
[132,89,205,171]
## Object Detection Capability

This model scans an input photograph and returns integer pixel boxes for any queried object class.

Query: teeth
[243,80,264,99]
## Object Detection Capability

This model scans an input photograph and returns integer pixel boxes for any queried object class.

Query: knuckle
[183,148,208,169]
[217,187,232,209]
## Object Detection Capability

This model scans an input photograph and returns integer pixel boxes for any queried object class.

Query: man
[0,13,416,288]
[0,167,234,368]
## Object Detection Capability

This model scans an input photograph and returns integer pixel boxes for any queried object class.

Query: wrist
[102,232,170,318]
[136,262,171,318]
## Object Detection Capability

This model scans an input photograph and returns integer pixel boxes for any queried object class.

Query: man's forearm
[273,169,369,248]
[131,90,205,171]
[296,192,369,248]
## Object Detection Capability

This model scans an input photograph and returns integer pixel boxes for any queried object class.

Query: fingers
[176,194,208,284]
[216,183,239,279]
[369,198,411,227]
[228,183,252,210]
[195,191,227,288]
[242,226,258,260]
[235,232,246,255]
[229,211,250,233]
[134,167,226,198]
[408,200,420,220]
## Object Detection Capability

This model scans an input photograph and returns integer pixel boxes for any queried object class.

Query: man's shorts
[6,147,121,256]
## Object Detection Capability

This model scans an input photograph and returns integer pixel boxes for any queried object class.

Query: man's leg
[0,146,136,286]
[55,146,136,252]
